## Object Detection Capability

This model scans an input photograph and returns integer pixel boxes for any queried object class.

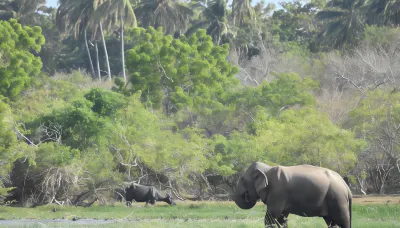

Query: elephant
[125,184,176,206]
[233,162,352,228]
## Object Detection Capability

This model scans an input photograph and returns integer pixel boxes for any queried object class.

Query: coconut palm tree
[316,0,367,49]
[231,0,255,26]
[368,0,400,25]
[186,0,233,45]
[56,0,98,79]
[57,0,113,80]
[134,0,193,35]
[0,0,49,24]
[91,0,137,84]
[91,0,112,81]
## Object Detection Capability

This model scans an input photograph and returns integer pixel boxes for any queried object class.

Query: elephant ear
[254,169,268,194]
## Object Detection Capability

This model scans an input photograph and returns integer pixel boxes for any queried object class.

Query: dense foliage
[1,0,400,206]
[0,19,44,98]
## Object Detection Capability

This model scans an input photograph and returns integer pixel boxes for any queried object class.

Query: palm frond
[185,20,210,36]
[316,10,347,20]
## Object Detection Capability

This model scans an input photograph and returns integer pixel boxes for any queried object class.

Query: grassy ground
[0,198,399,227]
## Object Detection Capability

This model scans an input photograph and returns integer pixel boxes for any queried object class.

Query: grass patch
[0,201,399,227]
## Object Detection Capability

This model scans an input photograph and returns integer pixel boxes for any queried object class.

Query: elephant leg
[264,211,287,228]
[329,203,350,228]
[126,201,132,207]
[264,211,275,227]
[277,213,289,228]
[324,216,342,228]
[266,196,286,220]
[323,216,333,226]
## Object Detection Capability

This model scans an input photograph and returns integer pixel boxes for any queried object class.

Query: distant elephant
[233,162,352,228]
[125,184,175,206]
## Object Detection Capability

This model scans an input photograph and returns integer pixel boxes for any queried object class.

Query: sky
[47,0,58,8]
[46,0,284,8]
[45,0,285,10]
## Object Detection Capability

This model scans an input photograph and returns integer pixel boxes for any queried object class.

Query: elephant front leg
[126,201,132,207]
[264,211,288,228]
[265,197,287,228]
[277,213,289,228]
[264,211,276,228]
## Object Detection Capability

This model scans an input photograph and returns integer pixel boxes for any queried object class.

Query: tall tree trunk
[84,29,96,78]
[121,16,127,85]
[99,23,111,81]
[95,41,101,80]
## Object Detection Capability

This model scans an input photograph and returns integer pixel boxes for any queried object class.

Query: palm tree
[57,0,113,80]
[56,0,98,79]
[231,0,255,26]
[0,0,49,24]
[92,0,112,81]
[368,0,400,25]
[186,0,233,45]
[316,0,367,49]
[91,0,137,84]
[134,0,193,35]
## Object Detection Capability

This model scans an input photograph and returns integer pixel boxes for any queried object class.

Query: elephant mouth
[234,191,257,209]
[244,192,250,203]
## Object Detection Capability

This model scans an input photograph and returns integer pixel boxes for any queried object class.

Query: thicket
[1,0,400,206]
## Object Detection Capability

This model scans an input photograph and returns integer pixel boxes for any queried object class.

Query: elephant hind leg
[329,204,350,228]
[323,216,333,226]
[323,216,340,227]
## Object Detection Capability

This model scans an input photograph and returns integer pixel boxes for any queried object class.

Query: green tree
[0,19,45,99]
[27,98,111,150]
[225,72,319,120]
[121,27,239,114]
[348,90,400,188]
[253,107,366,173]
[109,92,208,183]
[84,88,127,116]
[0,97,18,188]
[270,1,322,45]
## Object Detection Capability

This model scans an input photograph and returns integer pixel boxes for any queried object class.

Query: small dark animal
[125,184,175,206]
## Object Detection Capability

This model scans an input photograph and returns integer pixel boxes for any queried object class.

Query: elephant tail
[349,193,352,228]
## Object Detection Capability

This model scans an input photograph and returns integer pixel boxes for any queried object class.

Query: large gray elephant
[233,162,352,228]
[125,184,175,206]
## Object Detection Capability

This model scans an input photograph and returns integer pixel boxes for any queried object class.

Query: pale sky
[46,0,284,8]
[47,0,58,8]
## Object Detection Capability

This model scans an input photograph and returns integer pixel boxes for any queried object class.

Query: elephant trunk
[232,193,257,209]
